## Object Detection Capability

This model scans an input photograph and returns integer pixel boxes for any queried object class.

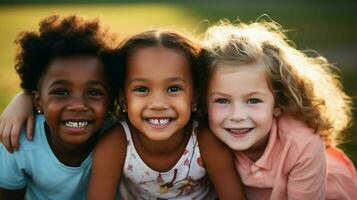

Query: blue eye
[247,98,261,104]
[214,98,229,104]
[133,87,149,93]
[167,86,182,93]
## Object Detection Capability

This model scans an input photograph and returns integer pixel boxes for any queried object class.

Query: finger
[2,124,14,153]
[10,123,22,151]
[26,115,35,140]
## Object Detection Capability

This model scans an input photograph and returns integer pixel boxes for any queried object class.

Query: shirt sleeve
[287,135,326,200]
[0,144,27,189]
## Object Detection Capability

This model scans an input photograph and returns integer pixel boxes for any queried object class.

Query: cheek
[94,101,109,115]
[174,97,192,119]
[207,104,226,126]
[251,106,274,127]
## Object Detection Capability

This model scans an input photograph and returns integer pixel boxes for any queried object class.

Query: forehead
[126,46,191,81]
[42,56,107,84]
[209,62,271,93]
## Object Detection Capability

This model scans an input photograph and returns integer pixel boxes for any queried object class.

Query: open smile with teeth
[147,118,171,126]
[64,121,89,128]
[225,128,254,135]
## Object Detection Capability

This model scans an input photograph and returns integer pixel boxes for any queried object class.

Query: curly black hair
[14,14,120,111]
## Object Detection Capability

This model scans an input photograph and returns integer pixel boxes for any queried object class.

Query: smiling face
[124,46,194,141]
[34,56,109,146]
[207,61,278,152]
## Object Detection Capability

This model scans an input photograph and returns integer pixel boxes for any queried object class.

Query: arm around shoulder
[87,122,127,200]
[197,124,246,200]
[0,91,34,152]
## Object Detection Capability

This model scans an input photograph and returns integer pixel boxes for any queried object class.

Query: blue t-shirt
[0,114,120,200]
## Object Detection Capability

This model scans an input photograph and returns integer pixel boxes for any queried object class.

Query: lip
[61,119,92,133]
[145,117,173,129]
[225,127,254,138]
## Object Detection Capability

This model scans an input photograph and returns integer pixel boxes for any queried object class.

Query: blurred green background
[0,0,356,165]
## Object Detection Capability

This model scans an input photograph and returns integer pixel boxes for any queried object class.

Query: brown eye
[51,89,69,96]
[133,87,149,93]
[88,90,104,96]
[167,86,182,93]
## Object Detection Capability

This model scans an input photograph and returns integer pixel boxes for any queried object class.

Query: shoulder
[98,113,118,135]
[277,115,325,170]
[97,120,127,147]
[277,114,324,151]
[17,115,46,152]
[0,115,51,168]
[93,120,128,162]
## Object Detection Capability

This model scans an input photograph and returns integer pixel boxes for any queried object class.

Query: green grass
[0,2,356,165]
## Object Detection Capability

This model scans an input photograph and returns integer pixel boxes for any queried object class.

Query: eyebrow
[49,80,108,88]
[208,91,270,98]
[49,80,68,88]
[244,91,271,97]
[167,77,187,83]
[128,77,187,84]
[87,81,109,90]
[208,92,230,98]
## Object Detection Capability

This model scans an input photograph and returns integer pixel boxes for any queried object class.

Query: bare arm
[0,92,34,152]
[197,125,246,200]
[0,187,26,200]
[87,123,127,200]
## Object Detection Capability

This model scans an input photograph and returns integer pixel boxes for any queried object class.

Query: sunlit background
[0,0,356,164]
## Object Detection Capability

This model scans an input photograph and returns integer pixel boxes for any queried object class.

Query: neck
[45,123,96,167]
[243,133,270,162]
[130,123,191,156]
[129,122,191,172]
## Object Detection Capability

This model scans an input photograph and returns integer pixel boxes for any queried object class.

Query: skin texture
[33,56,110,166]
[88,46,246,200]
[207,62,279,161]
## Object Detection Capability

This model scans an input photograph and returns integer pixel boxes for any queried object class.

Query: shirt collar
[235,117,280,172]
[255,117,280,171]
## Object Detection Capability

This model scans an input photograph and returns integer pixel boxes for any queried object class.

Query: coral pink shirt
[326,146,357,200]
[234,115,326,200]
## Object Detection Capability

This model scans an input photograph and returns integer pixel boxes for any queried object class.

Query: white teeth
[148,118,170,125]
[65,121,88,128]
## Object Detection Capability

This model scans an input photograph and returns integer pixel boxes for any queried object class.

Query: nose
[147,91,169,111]
[229,103,248,122]
[67,93,89,112]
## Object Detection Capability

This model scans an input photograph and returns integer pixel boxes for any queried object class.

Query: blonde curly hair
[202,20,352,147]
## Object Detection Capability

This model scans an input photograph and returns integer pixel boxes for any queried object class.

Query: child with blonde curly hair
[201,20,357,199]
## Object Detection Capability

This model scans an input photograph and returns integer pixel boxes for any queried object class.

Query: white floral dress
[119,121,216,200]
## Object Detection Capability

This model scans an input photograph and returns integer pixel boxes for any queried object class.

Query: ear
[191,92,198,112]
[117,90,127,113]
[32,91,43,114]
[191,102,197,112]
[273,107,282,117]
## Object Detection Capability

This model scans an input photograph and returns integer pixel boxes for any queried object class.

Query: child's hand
[0,92,34,153]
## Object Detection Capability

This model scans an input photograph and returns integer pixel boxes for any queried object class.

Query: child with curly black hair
[0,14,120,199]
